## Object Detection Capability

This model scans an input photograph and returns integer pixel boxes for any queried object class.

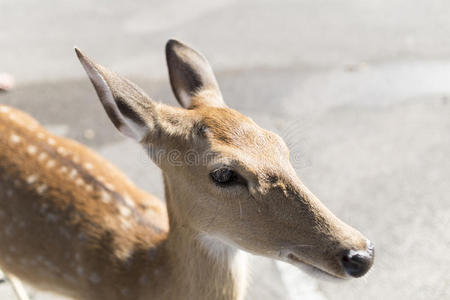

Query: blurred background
[1,0,449,299]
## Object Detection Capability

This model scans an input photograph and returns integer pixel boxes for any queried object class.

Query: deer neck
[159,174,248,300]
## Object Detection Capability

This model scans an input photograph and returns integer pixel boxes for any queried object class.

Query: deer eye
[210,168,241,186]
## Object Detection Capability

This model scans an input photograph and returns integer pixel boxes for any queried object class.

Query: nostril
[341,249,373,278]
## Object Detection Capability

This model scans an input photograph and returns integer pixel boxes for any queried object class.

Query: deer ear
[75,48,151,141]
[165,39,224,109]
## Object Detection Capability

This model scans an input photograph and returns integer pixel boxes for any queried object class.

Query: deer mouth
[283,252,347,281]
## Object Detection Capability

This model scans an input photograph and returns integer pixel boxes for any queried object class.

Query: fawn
[0,39,374,300]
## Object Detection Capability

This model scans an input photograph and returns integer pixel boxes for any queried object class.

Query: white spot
[63,274,76,284]
[69,169,78,179]
[20,258,28,265]
[120,288,130,296]
[37,132,45,139]
[101,191,111,203]
[89,272,101,284]
[46,213,59,222]
[85,185,93,192]
[9,114,16,121]
[43,260,59,271]
[10,134,20,143]
[40,203,49,213]
[105,183,115,191]
[0,106,10,113]
[27,174,39,184]
[118,205,131,217]
[60,166,68,174]
[14,179,21,187]
[139,275,149,285]
[120,218,132,230]
[48,138,56,145]
[97,176,105,182]
[46,160,56,168]
[5,224,13,235]
[38,152,48,161]
[58,227,71,240]
[37,184,47,195]
[78,232,87,241]
[75,178,84,186]
[124,195,136,208]
[27,145,37,155]
[57,146,66,155]
[84,163,93,170]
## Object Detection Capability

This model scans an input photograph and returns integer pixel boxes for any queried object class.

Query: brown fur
[0,105,169,299]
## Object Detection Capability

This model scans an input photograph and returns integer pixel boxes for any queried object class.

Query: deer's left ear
[165,39,225,109]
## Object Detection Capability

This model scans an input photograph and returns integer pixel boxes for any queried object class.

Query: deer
[0,39,374,300]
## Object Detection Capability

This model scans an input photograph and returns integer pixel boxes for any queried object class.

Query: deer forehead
[197,107,289,159]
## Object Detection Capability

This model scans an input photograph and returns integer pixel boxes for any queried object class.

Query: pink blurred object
[0,73,15,91]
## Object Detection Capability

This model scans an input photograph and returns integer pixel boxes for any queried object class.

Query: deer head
[75,40,374,279]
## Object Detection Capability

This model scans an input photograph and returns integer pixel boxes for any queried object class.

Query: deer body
[0,39,374,300]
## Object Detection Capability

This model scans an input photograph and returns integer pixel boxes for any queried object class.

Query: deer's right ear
[75,48,153,142]
[166,39,225,109]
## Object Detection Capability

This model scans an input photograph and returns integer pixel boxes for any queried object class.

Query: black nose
[341,242,374,278]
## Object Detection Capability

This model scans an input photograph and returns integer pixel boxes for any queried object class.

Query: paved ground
[1,0,449,299]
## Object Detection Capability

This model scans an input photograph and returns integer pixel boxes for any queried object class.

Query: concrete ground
[1,0,449,299]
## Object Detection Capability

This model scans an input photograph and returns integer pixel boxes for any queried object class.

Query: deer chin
[279,251,347,282]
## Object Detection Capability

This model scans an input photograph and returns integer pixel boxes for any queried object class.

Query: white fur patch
[46,160,56,168]
[123,195,135,208]
[89,272,101,284]
[105,183,115,191]
[197,233,248,297]
[38,152,48,161]
[0,106,10,113]
[10,133,20,143]
[101,191,111,203]
[37,184,47,195]
[26,174,39,184]
[27,145,37,155]
[57,146,67,155]
[118,205,131,217]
